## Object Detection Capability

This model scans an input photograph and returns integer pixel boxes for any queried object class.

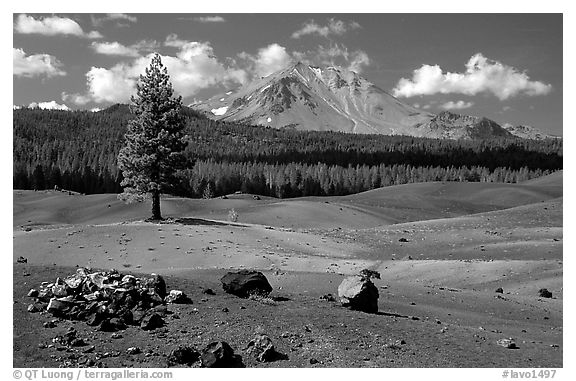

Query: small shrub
[228,208,239,222]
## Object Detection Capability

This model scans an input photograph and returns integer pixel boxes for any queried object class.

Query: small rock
[495,287,504,294]
[126,347,141,355]
[398,238,409,243]
[165,290,192,304]
[309,358,319,364]
[246,334,277,362]
[496,338,518,349]
[338,275,379,313]
[27,289,39,297]
[203,288,216,295]
[538,288,553,298]
[17,256,28,263]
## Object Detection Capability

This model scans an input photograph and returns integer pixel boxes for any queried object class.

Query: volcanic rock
[168,346,200,366]
[220,270,272,298]
[165,290,192,304]
[538,288,553,298]
[338,275,379,313]
[200,341,239,368]
[246,334,277,362]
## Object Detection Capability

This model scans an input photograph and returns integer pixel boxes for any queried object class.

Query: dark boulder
[140,312,164,330]
[337,275,379,313]
[538,288,553,298]
[201,341,240,368]
[495,287,504,294]
[220,270,272,298]
[168,346,200,366]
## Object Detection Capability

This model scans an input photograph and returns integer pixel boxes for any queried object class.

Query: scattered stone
[246,334,277,362]
[43,320,57,328]
[309,358,319,365]
[201,341,239,368]
[17,256,28,263]
[398,238,409,243]
[495,287,504,294]
[27,304,42,313]
[111,333,123,339]
[220,270,273,298]
[338,275,379,313]
[27,289,39,297]
[395,339,406,345]
[359,269,381,280]
[538,288,553,298]
[221,307,229,313]
[168,345,200,366]
[497,338,518,349]
[202,288,216,295]
[320,294,336,302]
[165,290,192,304]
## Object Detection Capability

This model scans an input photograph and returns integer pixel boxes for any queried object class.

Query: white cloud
[105,13,137,23]
[13,48,66,78]
[393,53,552,100]
[61,92,91,105]
[292,18,361,39]
[194,16,226,23]
[14,14,102,38]
[29,101,70,110]
[84,40,248,104]
[440,100,474,110]
[251,44,293,77]
[91,41,140,57]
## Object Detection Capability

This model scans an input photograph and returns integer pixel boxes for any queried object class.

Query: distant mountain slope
[502,123,560,140]
[193,62,434,135]
[193,62,556,140]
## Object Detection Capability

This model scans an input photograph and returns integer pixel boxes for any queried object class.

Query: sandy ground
[13,173,563,367]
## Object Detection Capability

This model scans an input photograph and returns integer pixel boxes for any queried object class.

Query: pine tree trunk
[151,190,162,220]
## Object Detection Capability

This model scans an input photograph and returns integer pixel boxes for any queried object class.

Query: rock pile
[27,268,191,332]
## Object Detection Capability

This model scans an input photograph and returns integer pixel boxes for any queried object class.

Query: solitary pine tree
[117,53,187,220]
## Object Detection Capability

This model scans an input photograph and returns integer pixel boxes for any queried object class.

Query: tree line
[13,105,563,198]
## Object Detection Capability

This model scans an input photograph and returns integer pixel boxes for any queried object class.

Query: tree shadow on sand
[173,218,245,227]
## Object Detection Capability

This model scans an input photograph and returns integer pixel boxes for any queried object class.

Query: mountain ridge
[192,62,554,140]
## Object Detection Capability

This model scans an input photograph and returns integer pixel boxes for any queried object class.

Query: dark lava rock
[398,238,409,243]
[220,270,272,298]
[338,275,379,313]
[143,274,167,299]
[141,313,164,330]
[200,341,240,368]
[27,289,39,297]
[168,345,200,366]
[202,288,216,295]
[17,256,28,263]
[538,288,553,298]
[320,294,336,302]
[495,287,504,294]
[246,334,277,362]
[309,358,319,364]
[126,347,141,355]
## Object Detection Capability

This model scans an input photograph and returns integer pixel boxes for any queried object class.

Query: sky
[13,13,563,135]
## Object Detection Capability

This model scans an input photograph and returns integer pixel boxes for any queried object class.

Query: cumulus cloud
[194,16,226,23]
[14,14,102,38]
[29,101,70,110]
[440,100,474,110]
[244,43,293,77]
[13,48,66,78]
[393,53,552,100]
[91,41,140,57]
[83,39,248,104]
[292,18,361,39]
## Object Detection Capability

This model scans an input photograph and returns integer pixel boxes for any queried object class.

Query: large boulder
[220,270,272,298]
[337,275,379,313]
